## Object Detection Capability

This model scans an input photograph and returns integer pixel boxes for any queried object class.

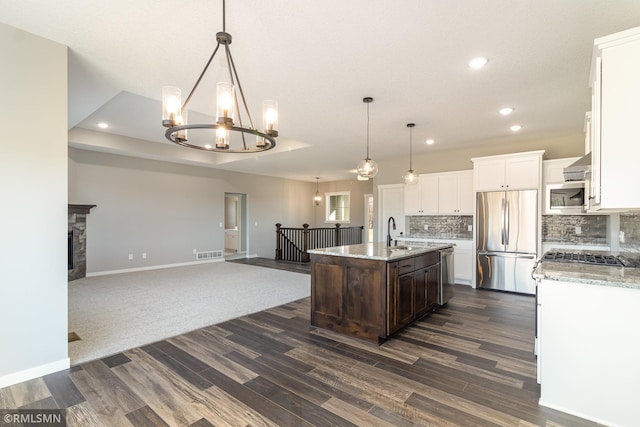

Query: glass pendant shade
[357,158,378,179]
[175,109,188,142]
[403,169,418,185]
[162,86,182,127]
[216,82,235,124]
[262,100,278,136]
[215,127,230,149]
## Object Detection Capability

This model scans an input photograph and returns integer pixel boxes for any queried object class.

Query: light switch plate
[468,225,473,231]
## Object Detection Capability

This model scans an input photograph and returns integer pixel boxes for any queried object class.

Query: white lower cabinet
[453,244,472,285]
[537,279,640,426]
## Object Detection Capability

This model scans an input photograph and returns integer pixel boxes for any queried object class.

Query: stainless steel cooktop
[542,251,640,268]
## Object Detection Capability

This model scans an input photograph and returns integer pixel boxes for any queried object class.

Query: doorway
[224,193,247,258]
[364,194,374,243]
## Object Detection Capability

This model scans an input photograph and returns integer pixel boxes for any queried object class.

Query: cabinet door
[454,248,473,285]
[598,39,640,209]
[437,174,458,214]
[414,268,428,319]
[457,171,474,214]
[397,274,415,328]
[505,155,540,190]
[425,265,439,311]
[420,175,439,214]
[403,182,422,214]
[474,158,506,191]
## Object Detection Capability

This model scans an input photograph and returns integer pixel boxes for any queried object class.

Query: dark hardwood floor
[0,285,602,426]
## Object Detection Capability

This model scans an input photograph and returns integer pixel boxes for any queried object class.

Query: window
[325,191,350,223]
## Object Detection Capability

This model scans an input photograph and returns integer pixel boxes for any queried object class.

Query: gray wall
[373,133,584,186]
[68,148,321,273]
[0,24,69,386]
[312,179,373,228]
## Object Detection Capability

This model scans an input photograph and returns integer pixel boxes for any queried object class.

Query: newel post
[335,223,341,246]
[275,223,282,260]
[302,224,310,262]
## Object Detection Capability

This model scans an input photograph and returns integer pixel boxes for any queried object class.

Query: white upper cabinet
[404,174,438,214]
[438,170,473,215]
[589,26,640,211]
[472,151,544,192]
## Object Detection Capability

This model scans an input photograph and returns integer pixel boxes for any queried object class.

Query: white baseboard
[86,258,225,277]
[0,358,70,389]
[538,400,618,427]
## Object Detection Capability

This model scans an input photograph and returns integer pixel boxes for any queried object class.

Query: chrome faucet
[387,216,396,247]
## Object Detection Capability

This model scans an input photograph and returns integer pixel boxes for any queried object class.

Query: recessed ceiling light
[425,139,435,145]
[97,122,109,129]
[499,107,514,116]
[510,125,523,132]
[468,57,488,69]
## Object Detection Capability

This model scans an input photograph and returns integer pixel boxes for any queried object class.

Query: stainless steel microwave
[545,182,586,214]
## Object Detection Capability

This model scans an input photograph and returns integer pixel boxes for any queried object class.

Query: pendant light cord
[366,101,370,159]
[409,126,413,170]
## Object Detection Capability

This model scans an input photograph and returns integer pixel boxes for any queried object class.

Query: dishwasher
[439,247,455,305]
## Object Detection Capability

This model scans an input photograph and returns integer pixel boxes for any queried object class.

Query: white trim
[86,258,225,277]
[0,358,70,389]
[538,400,620,427]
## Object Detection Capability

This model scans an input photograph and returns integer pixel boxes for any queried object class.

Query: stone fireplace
[68,204,96,281]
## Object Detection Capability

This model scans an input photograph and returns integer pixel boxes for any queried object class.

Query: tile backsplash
[408,215,473,239]
[620,213,640,252]
[542,215,608,245]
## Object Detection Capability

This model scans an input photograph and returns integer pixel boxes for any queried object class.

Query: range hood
[563,153,591,181]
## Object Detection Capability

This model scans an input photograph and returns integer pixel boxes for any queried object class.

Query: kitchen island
[533,252,640,427]
[308,242,452,343]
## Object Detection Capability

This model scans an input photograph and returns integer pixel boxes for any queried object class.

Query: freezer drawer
[476,252,536,294]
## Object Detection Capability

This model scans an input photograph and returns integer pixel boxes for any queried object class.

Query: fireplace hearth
[68,204,96,281]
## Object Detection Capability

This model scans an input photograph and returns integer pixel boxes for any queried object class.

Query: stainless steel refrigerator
[476,190,538,294]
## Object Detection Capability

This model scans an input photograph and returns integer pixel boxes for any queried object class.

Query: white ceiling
[3,0,640,181]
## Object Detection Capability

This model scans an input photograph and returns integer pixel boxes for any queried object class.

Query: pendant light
[356,97,379,179]
[161,0,278,153]
[313,177,322,206]
[403,123,419,185]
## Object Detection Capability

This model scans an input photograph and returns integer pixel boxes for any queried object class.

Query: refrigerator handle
[505,198,510,246]
[500,197,505,245]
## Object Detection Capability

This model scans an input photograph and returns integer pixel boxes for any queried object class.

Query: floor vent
[196,250,223,260]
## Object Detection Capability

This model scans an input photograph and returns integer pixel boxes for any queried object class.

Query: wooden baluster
[302,224,310,262]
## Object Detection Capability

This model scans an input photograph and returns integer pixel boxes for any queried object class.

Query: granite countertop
[533,249,640,290]
[398,236,472,241]
[307,242,452,262]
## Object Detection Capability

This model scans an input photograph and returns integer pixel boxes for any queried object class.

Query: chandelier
[403,123,418,185]
[161,0,278,153]
[356,97,378,179]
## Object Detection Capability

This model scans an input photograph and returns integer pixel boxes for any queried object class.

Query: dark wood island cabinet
[309,243,451,343]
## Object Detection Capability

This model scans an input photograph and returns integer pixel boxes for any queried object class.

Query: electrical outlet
[468,225,473,232]
[423,225,429,230]
[575,226,582,235]
[193,249,197,254]
[255,221,258,227]
[142,252,147,259]
[128,253,133,260]
[620,231,625,243]
[219,222,223,228]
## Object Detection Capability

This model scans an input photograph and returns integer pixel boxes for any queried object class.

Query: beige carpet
[68,261,310,365]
